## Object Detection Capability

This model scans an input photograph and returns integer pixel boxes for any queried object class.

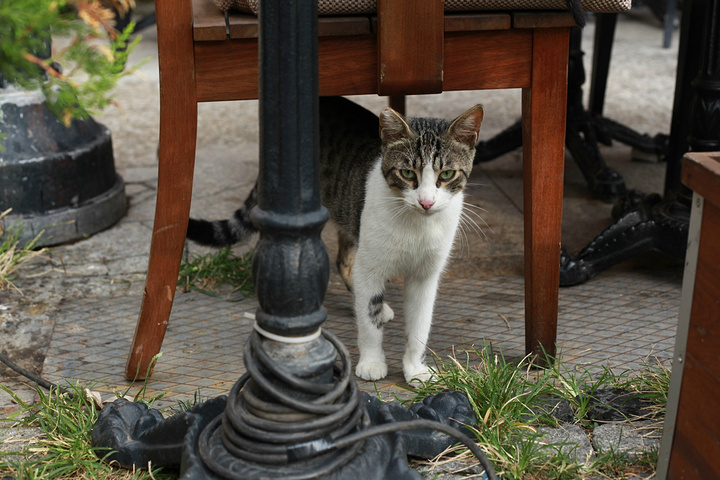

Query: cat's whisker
[464,212,492,235]
[378,195,406,202]
[464,213,490,239]
[386,202,409,223]
[463,201,489,214]
[459,211,489,241]
[385,204,405,217]
[378,197,408,212]
[462,204,493,234]
[463,212,489,230]
[458,217,483,241]
[458,222,475,258]
[454,218,471,258]
[389,210,405,224]
[457,216,473,240]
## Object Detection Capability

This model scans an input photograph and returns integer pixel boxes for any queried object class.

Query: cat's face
[378,105,484,215]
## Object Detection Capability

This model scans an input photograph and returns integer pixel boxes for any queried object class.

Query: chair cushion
[211,0,630,15]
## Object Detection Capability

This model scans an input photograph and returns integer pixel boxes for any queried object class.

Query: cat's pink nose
[419,199,435,210]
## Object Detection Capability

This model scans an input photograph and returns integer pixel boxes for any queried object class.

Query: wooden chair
[125,0,622,379]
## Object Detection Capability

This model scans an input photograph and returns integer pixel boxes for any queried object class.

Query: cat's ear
[379,108,413,144]
[447,105,484,148]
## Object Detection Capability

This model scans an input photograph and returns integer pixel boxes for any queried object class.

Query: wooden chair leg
[521,27,570,365]
[125,0,198,380]
[125,116,197,380]
[388,95,407,115]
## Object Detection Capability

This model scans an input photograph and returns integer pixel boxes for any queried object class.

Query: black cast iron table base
[92,389,478,479]
[559,192,689,286]
[480,2,719,286]
[559,0,720,285]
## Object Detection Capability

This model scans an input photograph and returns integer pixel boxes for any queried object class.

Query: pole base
[92,391,479,480]
[0,88,126,246]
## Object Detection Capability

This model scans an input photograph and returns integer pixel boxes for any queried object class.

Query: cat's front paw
[356,360,388,381]
[404,364,433,386]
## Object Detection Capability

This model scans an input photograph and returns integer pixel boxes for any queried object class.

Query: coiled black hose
[197,329,498,480]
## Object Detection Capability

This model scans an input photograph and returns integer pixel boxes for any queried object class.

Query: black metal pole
[687,0,720,154]
[664,0,710,199]
[588,13,617,117]
[253,0,330,339]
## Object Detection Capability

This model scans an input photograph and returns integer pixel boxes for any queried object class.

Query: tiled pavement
[43,266,681,409]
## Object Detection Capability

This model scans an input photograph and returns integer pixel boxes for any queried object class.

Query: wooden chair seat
[192,3,573,100]
[125,0,620,379]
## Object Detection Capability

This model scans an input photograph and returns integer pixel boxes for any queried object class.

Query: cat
[187,96,484,384]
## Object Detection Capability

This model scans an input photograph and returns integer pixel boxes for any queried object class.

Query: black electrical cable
[316,419,498,480]
[0,350,73,397]
[198,330,367,479]
[197,330,499,480]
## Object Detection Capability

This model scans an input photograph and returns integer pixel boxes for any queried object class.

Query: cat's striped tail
[186,184,258,246]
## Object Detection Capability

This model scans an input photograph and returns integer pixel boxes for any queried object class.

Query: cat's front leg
[402,273,441,385]
[354,279,394,381]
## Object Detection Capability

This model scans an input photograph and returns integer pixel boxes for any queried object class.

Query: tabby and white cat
[187,96,484,384]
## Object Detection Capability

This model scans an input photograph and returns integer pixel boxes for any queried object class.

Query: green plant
[408,343,558,478]
[408,344,667,480]
[0,339,669,479]
[0,353,173,479]
[0,208,46,292]
[168,388,205,415]
[632,445,660,475]
[617,358,671,418]
[587,446,642,480]
[179,247,254,299]
[0,0,141,125]
[548,362,619,426]
[0,382,173,479]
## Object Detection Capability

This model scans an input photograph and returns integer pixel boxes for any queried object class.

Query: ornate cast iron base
[482,0,719,286]
[559,192,690,286]
[560,0,720,286]
[92,389,478,479]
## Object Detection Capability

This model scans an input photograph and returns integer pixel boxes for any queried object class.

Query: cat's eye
[400,169,416,180]
[439,170,455,181]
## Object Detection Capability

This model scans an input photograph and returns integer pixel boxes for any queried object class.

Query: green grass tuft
[0,209,46,293]
[0,382,173,480]
[178,247,254,300]
[616,358,671,418]
[407,343,667,480]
